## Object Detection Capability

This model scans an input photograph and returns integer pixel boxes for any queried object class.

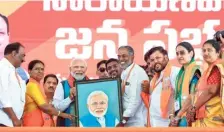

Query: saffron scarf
[150,62,173,119]
[175,59,200,108]
[195,59,222,119]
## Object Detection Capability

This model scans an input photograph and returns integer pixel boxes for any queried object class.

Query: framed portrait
[75,78,122,127]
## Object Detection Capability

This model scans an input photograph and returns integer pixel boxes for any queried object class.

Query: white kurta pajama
[121,63,149,127]
[149,66,180,127]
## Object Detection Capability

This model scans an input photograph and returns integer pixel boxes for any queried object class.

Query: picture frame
[75,78,123,127]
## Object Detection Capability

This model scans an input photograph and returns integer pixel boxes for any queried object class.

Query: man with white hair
[79,91,119,127]
[53,58,89,127]
[117,46,149,127]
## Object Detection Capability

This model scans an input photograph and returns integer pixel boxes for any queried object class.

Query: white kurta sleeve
[0,68,12,108]
[52,83,73,111]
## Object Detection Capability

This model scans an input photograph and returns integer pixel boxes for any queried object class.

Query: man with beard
[79,91,119,127]
[106,58,122,78]
[116,46,149,127]
[53,58,89,127]
[144,46,180,127]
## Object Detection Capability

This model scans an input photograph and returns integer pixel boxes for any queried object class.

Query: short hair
[4,42,24,55]
[97,60,107,69]
[105,58,119,68]
[43,74,59,84]
[145,46,168,60]
[203,39,221,53]
[28,60,45,71]
[0,13,9,33]
[118,45,134,56]
[69,58,87,68]
[176,42,195,59]
[87,91,108,105]
[144,50,151,62]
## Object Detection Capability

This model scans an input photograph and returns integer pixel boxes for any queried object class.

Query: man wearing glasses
[96,60,109,79]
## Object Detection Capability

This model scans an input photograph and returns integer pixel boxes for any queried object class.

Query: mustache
[153,63,165,72]
[48,86,54,89]
[154,62,162,68]
[94,109,105,112]
[75,72,83,74]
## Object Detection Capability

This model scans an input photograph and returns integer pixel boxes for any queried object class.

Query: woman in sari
[186,39,224,127]
[23,60,73,127]
[169,42,201,127]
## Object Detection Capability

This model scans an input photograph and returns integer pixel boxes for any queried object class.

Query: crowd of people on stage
[1,13,224,127]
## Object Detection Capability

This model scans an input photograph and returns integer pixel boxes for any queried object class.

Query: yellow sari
[23,78,55,127]
[193,60,224,127]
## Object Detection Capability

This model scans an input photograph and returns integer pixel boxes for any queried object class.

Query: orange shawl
[24,78,55,127]
[141,62,174,127]
[195,59,223,119]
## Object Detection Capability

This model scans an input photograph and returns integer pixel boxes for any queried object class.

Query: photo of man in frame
[79,91,119,127]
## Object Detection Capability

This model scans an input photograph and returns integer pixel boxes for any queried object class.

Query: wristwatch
[122,119,127,124]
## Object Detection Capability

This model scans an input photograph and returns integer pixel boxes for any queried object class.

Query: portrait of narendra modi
[75,79,122,127]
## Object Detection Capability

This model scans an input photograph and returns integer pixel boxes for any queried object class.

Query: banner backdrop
[0,0,223,80]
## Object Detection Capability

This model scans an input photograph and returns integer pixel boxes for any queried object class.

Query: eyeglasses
[99,68,106,73]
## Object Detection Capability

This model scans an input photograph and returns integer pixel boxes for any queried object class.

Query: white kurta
[121,63,149,127]
[0,58,26,127]
[52,82,73,112]
[149,66,180,127]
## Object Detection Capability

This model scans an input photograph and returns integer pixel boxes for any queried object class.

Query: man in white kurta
[0,43,26,127]
[53,59,89,126]
[145,46,180,127]
[117,46,149,127]
[149,67,179,127]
